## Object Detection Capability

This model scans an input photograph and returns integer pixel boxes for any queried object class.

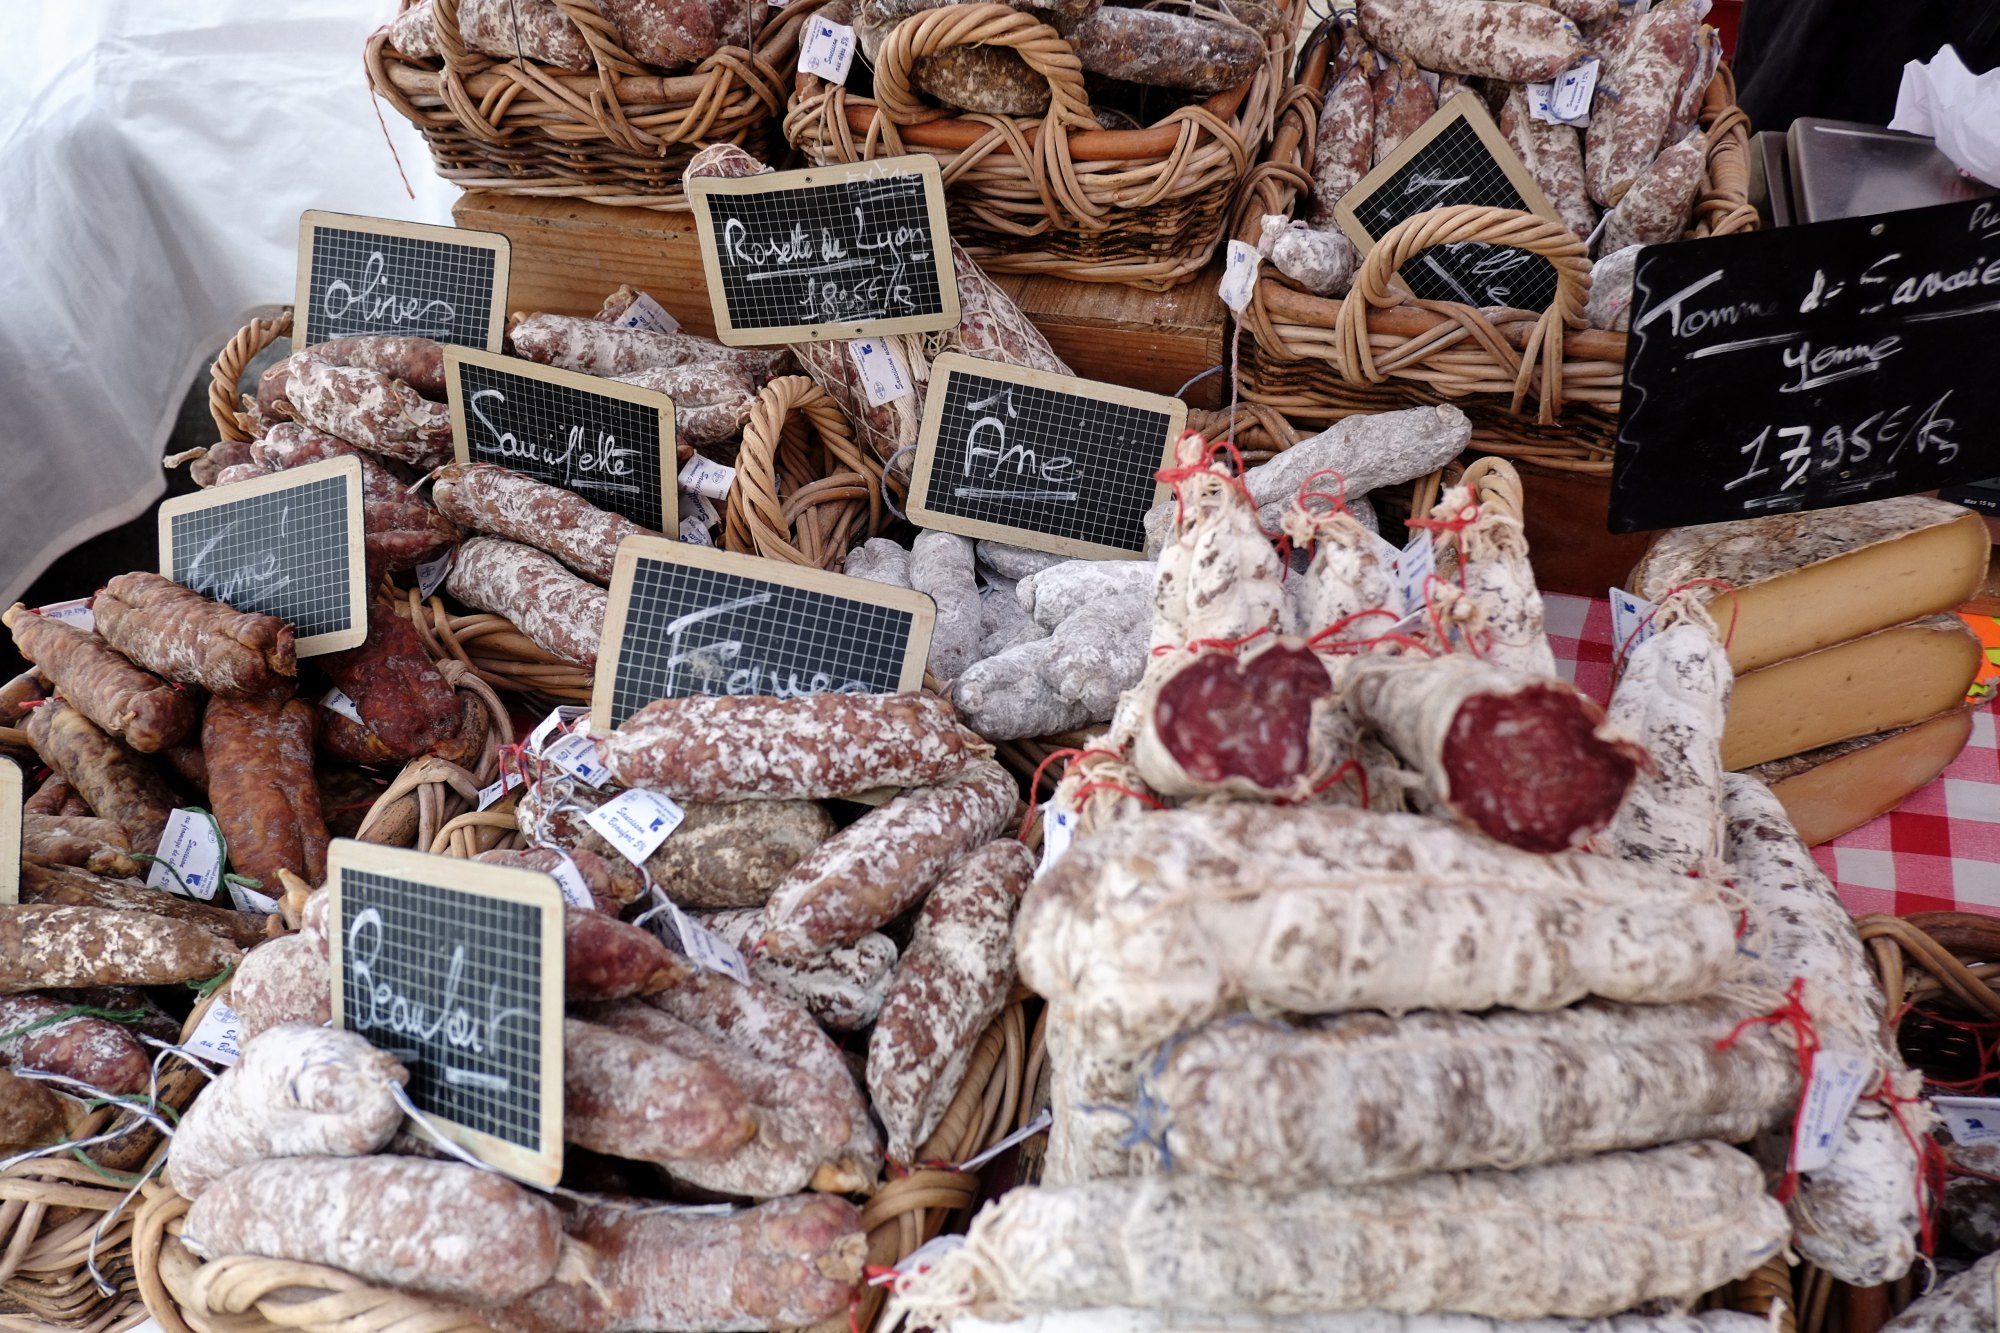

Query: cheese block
[1722,614,1981,770]
[1632,497,1989,673]
[1749,707,1974,846]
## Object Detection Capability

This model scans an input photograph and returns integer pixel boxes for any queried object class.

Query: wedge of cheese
[1748,707,1974,846]
[1722,614,1982,770]
[1633,497,1989,673]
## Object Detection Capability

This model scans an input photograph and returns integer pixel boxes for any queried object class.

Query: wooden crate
[452,192,1227,407]
[1515,463,1657,599]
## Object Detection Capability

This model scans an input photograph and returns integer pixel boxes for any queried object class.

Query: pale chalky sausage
[446,537,607,667]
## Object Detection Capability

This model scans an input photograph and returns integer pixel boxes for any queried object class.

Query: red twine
[1714,976,1821,1204]
[1613,577,1741,675]
[1864,1074,1945,1255]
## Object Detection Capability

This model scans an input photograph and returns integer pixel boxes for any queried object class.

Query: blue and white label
[585,787,686,864]
[1610,586,1658,660]
[1218,239,1261,314]
[1397,531,1436,617]
[799,16,856,83]
[37,598,94,631]
[542,731,610,788]
[1935,1096,2000,1147]
[1790,1051,1874,1172]
[148,809,225,903]
[850,337,913,407]
[185,1000,244,1067]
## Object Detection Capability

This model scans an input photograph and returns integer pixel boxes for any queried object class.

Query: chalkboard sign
[296,211,509,350]
[1610,197,2000,532]
[688,155,960,346]
[446,348,678,532]
[0,757,18,906]
[327,839,564,1187]
[1334,98,1564,311]
[908,353,1185,558]
[592,537,935,732]
[157,456,367,656]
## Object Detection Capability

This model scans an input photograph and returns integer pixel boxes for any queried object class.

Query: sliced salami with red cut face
[1131,640,1351,801]
[1443,684,1646,853]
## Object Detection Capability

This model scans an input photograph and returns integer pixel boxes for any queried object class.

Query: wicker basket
[365,0,822,210]
[132,996,1039,1333]
[1229,31,1757,471]
[726,374,896,568]
[785,0,1292,288]
[1,998,221,1333]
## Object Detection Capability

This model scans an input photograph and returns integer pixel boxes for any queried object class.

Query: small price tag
[645,891,752,983]
[525,705,590,757]
[477,769,525,811]
[1935,1096,2000,1147]
[585,787,686,864]
[608,291,680,334]
[849,338,913,407]
[542,730,610,787]
[1218,239,1260,314]
[679,455,737,502]
[1038,806,1074,876]
[1397,531,1436,616]
[1791,1050,1874,1173]
[37,597,94,630]
[321,688,365,725]
[799,15,856,83]
[229,880,281,915]
[958,1108,1054,1172]
[185,999,244,1067]
[1610,587,1658,661]
[1362,527,1409,615]
[547,852,597,911]
[147,809,225,902]
[681,511,716,546]
[416,549,454,600]
[870,1234,965,1286]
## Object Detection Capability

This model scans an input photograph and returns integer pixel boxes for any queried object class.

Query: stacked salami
[384,0,769,73]
[1267,0,1722,326]
[886,436,1931,1330]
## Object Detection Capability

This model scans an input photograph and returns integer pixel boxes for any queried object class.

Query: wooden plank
[452,191,1226,406]
[1514,462,1656,600]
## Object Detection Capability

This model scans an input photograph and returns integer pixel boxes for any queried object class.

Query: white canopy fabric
[0,3,455,605]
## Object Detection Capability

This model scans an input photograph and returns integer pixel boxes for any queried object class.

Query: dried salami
[1062,7,1266,94]
[445,537,607,667]
[203,690,330,886]
[23,699,176,853]
[278,353,454,469]
[93,572,297,697]
[1357,0,1587,82]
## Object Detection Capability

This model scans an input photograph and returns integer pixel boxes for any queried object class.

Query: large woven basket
[1,999,219,1333]
[1229,29,1756,472]
[785,0,1291,288]
[366,0,823,210]
[132,995,1039,1333]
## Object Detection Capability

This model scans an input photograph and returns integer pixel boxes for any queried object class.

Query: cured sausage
[445,537,606,667]
[277,353,455,469]
[1370,55,1436,166]
[292,335,447,399]
[251,424,458,572]
[0,992,153,1094]
[1501,86,1597,242]
[562,1016,759,1164]
[20,861,269,948]
[203,690,330,886]
[612,360,763,447]
[93,572,297,698]
[23,699,176,853]
[1308,48,1375,226]
[1128,638,1348,802]
[1357,0,1588,82]
[1598,129,1705,254]
[433,462,649,582]
[3,607,195,753]
[701,908,896,1030]
[387,0,594,66]
[0,905,242,993]
[316,599,460,763]
[21,813,141,878]
[508,313,785,382]
[1062,7,1267,94]
[229,933,333,1037]
[1585,0,1698,206]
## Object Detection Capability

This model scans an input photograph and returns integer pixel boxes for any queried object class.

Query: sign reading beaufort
[446,348,678,532]
[1610,197,2000,531]
[157,455,367,657]
[909,353,1186,559]
[296,210,508,351]
[592,537,934,732]
[688,155,960,345]
[327,839,564,1188]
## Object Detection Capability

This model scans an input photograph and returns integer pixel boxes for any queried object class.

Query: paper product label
[585,788,686,864]
[1610,587,1658,660]
[958,1108,1054,1172]
[679,455,737,501]
[416,548,454,599]
[644,891,752,983]
[185,1000,244,1067]
[1791,1051,1874,1173]
[799,16,856,83]
[147,809,224,902]
[548,852,596,910]
[1038,806,1073,876]
[870,1234,965,1286]
[608,291,679,334]
[681,511,716,545]
[542,730,610,787]
[321,687,365,724]
[36,598,94,630]
[1219,239,1260,313]
[229,879,281,915]
[525,705,589,757]
[477,769,525,811]
[1935,1096,2000,1147]
[1529,58,1599,125]
[1397,531,1436,616]
[850,337,912,407]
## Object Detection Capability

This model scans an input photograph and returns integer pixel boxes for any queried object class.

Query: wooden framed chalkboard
[446,348,678,533]
[1611,197,2000,532]
[296,211,509,351]
[1333,98,1564,311]
[0,757,18,906]
[157,455,368,656]
[592,537,935,732]
[687,155,960,346]
[327,838,564,1187]
[908,353,1184,559]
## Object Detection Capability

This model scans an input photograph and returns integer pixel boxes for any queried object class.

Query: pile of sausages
[1269,0,1721,324]
[385,0,768,73]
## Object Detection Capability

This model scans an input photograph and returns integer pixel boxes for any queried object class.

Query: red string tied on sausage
[1297,757,1368,809]
[1713,976,1820,1204]
[1069,779,1166,811]
[1294,467,1353,521]
[1405,499,1481,537]
[1151,626,1275,658]
[1863,1072,1947,1255]
[1614,577,1742,675]
[1155,434,1289,549]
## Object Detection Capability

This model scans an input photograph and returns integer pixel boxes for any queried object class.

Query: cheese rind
[1749,707,1974,846]
[1721,615,1981,771]
[1632,498,1989,673]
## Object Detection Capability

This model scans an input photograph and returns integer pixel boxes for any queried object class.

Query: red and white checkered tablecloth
[1541,593,2000,917]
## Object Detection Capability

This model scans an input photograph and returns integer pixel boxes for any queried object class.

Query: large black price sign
[1610,198,2000,532]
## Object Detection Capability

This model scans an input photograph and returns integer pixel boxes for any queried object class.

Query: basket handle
[872,4,1094,130]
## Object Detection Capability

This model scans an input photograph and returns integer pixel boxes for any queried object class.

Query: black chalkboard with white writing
[157,455,367,656]
[447,349,677,532]
[1610,197,2000,532]
[592,538,935,732]
[1333,99,1563,311]
[296,211,509,350]
[908,354,1186,558]
[688,156,960,345]
[328,839,564,1187]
